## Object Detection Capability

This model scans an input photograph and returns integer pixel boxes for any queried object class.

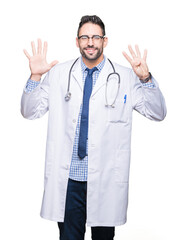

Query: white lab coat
[21,57,166,226]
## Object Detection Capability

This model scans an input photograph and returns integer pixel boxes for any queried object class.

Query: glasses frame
[78,35,105,41]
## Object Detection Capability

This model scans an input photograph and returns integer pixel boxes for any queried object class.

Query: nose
[87,37,93,45]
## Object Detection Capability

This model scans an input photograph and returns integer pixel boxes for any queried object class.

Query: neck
[82,55,104,69]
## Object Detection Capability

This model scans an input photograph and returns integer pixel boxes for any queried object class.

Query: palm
[29,54,51,75]
[132,57,148,78]
[24,39,58,77]
[122,45,149,80]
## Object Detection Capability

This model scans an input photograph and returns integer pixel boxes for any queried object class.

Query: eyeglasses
[78,35,105,42]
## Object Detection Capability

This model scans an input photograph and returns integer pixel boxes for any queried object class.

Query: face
[76,23,108,64]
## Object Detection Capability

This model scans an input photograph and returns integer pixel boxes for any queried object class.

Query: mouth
[84,48,97,55]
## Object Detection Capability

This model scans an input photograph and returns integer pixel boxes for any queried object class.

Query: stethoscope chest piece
[65,92,71,101]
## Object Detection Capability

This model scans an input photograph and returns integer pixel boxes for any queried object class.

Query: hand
[122,45,149,80]
[23,39,58,81]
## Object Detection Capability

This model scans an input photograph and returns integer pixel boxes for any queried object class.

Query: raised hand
[122,45,149,80]
[23,39,58,81]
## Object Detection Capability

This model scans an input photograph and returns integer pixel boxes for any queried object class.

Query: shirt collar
[81,55,106,73]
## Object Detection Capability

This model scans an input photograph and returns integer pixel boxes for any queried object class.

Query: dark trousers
[58,178,115,240]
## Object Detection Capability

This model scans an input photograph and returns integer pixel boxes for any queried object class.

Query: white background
[0,0,190,239]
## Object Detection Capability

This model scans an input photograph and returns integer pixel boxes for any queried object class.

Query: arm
[21,72,50,120]
[130,70,166,121]
[25,79,40,93]
[123,45,167,121]
[21,39,58,120]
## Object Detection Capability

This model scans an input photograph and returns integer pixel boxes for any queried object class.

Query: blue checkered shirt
[25,57,155,182]
[69,57,106,181]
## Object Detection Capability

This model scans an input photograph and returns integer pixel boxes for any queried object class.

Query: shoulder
[105,58,137,85]
[105,59,134,80]
[50,59,78,72]
[45,58,80,83]
[106,58,131,73]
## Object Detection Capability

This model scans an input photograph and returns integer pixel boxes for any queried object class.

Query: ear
[76,37,79,48]
[103,37,108,48]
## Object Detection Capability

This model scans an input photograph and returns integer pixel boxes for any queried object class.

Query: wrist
[30,74,42,82]
[139,72,152,83]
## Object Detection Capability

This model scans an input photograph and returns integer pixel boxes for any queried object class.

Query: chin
[85,53,102,62]
[87,56,98,61]
[81,49,103,62]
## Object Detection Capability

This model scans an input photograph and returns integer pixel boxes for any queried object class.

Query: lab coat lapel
[71,57,112,96]
[91,58,112,97]
[71,58,83,91]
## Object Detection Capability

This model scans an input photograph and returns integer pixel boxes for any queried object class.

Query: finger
[143,49,147,61]
[37,38,42,54]
[122,51,133,65]
[128,45,136,58]
[43,41,48,57]
[135,44,141,58]
[31,41,36,55]
[23,49,31,59]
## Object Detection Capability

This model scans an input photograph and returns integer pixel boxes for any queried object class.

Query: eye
[93,35,101,40]
[81,35,88,40]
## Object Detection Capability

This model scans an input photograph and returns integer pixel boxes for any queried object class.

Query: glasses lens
[92,35,101,40]
[80,35,88,40]
[78,35,104,42]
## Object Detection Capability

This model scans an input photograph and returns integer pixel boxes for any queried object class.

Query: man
[21,15,166,240]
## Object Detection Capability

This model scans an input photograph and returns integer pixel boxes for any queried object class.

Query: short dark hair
[77,15,105,37]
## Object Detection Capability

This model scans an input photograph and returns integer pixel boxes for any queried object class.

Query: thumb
[50,60,59,68]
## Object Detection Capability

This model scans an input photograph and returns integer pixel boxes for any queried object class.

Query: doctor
[21,15,166,240]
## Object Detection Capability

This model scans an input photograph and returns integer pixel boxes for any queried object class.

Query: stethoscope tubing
[65,57,79,101]
[65,58,120,107]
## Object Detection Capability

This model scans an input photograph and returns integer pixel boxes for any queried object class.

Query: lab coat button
[72,119,76,123]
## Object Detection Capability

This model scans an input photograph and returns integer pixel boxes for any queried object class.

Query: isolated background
[0,0,190,239]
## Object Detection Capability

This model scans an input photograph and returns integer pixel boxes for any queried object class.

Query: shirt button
[72,119,76,123]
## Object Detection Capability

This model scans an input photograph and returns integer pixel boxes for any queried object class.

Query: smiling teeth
[87,49,95,53]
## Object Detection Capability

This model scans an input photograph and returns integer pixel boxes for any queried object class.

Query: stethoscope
[65,58,120,108]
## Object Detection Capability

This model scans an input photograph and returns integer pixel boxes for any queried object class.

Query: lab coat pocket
[107,100,128,123]
[114,150,130,183]
[44,141,54,179]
